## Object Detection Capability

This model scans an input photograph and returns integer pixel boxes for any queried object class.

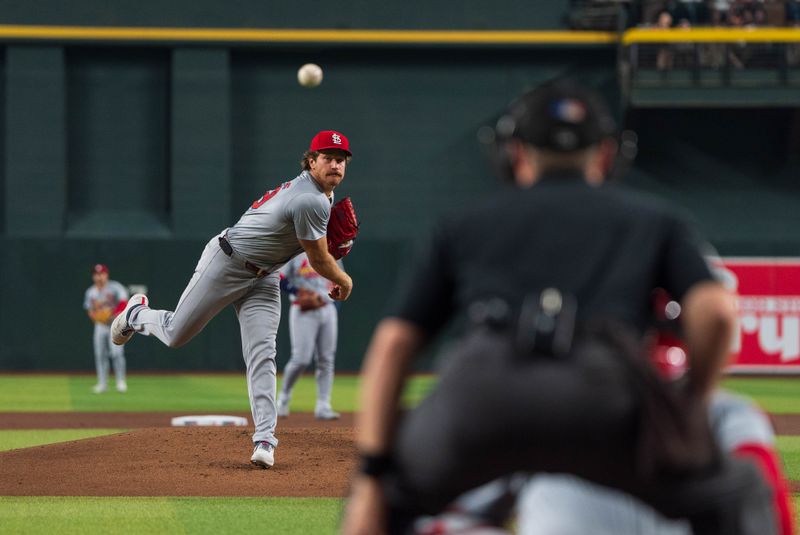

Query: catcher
[83,264,129,393]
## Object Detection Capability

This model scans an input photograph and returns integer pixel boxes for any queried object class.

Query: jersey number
[252,182,291,209]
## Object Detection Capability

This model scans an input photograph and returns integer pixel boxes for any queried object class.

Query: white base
[170,415,249,427]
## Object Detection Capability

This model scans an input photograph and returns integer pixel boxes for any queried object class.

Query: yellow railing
[0,25,617,45]
[3,24,797,48]
[623,27,800,45]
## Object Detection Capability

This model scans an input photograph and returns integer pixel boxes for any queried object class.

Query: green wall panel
[3,33,797,372]
[0,42,628,372]
[5,46,66,236]
[0,238,404,372]
[65,48,170,237]
[622,107,800,255]
[230,47,617,239]
[170,48,232,237]
[0,48,5,235]
[0,1,568,30]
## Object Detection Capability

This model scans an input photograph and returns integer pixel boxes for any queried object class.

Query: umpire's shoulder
[600,182,696,224]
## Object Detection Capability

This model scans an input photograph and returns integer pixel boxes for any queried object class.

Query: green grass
[2,374,795,414]
[0,374,437,413]
[777,436,800,481]
[0,495,798,534]
[0,374,797,534]
[0,375,73,411]
[0,429,125,452]
[721,377,800,414]
[0,497,343,535]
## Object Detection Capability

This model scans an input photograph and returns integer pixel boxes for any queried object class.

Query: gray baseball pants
[93,324,126,387]
[281,303,338,411]
[129,235,282,447]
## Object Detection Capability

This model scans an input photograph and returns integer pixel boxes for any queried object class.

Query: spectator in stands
[670,0,709,24]
[787,1,800,65]
[788,0,800,25]
[710,0,733,25]
[737,0,767,26]
[642,0,669,27]
[727,7,748,68]
[674,18,697,68]
[655,10,675,70]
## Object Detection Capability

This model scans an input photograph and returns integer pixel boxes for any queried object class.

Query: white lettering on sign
[738,296,800,361]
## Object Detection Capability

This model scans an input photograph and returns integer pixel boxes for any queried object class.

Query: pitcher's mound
[0,426,356,496]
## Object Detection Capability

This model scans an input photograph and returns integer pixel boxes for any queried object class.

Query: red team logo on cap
[310,130,352,156]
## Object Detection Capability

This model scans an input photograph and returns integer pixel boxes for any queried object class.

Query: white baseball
[297,63,323,88]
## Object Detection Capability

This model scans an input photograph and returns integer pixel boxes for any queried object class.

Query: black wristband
[358,453,394,477]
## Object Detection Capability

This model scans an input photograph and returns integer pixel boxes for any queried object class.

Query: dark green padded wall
[622,107,800,255]
[0,49,4,235]
[0,39,617,371]
[5,3,798,372]
[66,48,171,237]
[1,1,569,30]
[229,48,616,236]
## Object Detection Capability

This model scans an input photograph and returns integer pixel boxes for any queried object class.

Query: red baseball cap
[309,130,351,156]
[92,264,109,275]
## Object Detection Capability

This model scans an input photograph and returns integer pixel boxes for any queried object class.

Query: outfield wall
[0,1,570,31]
[0,27,617,371]
[1,7,800,371]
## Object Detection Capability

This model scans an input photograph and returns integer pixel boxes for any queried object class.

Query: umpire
[342,81,776,535]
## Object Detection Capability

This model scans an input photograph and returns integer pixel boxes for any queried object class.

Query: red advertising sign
[723,258,800,373]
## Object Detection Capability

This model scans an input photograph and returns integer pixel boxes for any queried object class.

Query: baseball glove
[92,307,114,325]
[296,288,326,311]
[327,197,359,259]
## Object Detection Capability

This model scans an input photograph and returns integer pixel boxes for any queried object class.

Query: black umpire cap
[496,80,617,152]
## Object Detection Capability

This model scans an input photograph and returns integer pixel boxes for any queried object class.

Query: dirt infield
[0,412,356,497]
[1,412,800,497]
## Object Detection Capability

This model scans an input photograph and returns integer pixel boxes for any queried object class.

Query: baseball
[297,63,323,88]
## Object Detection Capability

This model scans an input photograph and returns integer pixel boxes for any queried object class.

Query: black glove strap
[358,453,394,478]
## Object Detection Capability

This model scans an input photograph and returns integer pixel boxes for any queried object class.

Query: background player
[83,264,129,394]
[278,252,343,420]
[110,130,354,469]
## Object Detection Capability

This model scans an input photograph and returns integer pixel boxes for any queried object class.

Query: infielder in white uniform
[277,253,343,420]
[110,131,354,469]
[83,264,129,394]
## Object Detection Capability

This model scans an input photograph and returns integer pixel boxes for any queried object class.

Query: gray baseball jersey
[278,253,342,417]
[126,170,334,450]
[84,281,128,390]
[83,280,128,318]
[226,171,331,272]
[280,252,340,303]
